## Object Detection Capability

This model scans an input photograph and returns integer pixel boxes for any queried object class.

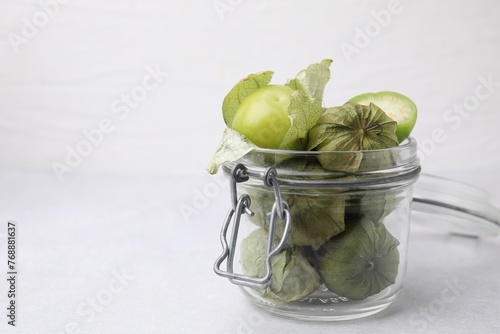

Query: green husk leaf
[287,58,332,102]
[205,128,257,174]
[285,79,298,91]
[284,195,346,249]
[222,71,273,126]
[280,59,332,151]
[279,91,324,150]
[308,103,399,172]
[240,228,320,303]
[246,188,346,250]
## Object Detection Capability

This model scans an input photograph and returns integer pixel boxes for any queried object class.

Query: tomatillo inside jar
[214,137,420,321]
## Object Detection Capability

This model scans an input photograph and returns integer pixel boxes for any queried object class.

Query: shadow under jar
[214,137,421,321]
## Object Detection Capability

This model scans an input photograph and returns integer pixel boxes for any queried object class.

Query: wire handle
[213,164,292,289]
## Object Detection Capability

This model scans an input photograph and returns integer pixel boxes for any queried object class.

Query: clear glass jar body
[218,138,420,321]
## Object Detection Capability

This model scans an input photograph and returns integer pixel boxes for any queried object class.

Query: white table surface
[0,171,499,334]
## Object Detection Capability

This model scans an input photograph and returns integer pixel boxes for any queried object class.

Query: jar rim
[248,137,416,155]
[222,137,421,188]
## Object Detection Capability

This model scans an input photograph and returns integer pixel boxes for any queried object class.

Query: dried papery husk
[315,218,400,300]
[308,103,399,172]
[240,228,320,303]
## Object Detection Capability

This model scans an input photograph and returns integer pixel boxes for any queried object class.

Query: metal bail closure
[213,164,292,290]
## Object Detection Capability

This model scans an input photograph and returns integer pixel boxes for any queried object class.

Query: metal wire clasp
[213,164,292,289]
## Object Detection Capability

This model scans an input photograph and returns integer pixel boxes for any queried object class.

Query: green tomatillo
[349,91,417,143]
[231,84,294,149]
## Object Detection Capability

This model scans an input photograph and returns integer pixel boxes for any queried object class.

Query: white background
[0,0,499,333]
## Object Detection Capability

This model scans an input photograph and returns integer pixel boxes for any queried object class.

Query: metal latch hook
[213,164,292,290]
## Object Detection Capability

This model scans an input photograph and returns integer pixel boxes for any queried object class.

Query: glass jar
[214,137,421,321]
